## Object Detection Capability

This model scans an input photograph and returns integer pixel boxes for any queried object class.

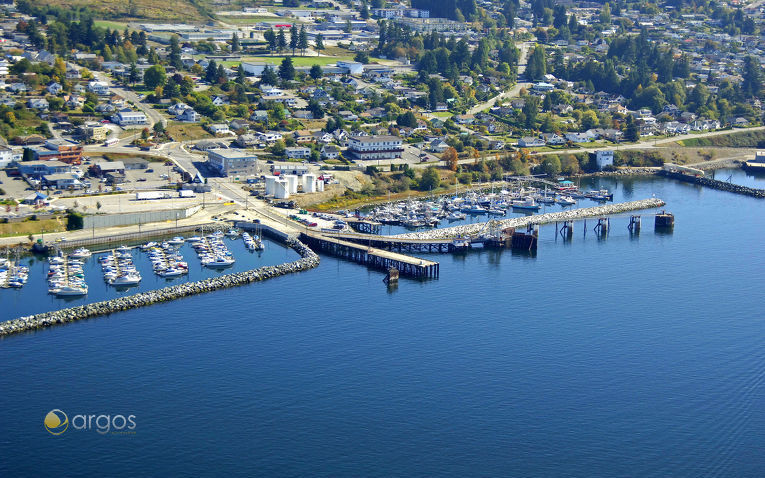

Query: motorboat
[111,273,141,286]
[168,237,185,245]
[558,196,576,205]
[511,197,541,211]
[69,248,92,259]
[54,285,88,296]
[204,257,235,268]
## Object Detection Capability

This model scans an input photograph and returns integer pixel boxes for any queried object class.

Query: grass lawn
[241,55,354,67]
[93,20,129,30]
[430,112,453,118]
[0,218,66,238]
[166,122,213,142]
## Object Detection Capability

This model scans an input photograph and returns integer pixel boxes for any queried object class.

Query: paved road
[93,71,166,129]
[467,42,533,116]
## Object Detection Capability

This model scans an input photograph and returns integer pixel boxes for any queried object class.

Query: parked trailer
[135,191,171,200]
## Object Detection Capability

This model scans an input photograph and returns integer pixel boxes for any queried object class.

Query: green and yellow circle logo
[44,409,68,435]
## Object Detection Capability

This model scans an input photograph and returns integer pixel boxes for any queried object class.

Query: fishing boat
[587,189,614,201]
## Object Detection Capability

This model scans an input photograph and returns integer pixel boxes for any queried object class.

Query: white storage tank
[284,174,299,194]
[316,179,324,192]
[264,175,277,196]
[273,178,290,199]
[303,174,316,193]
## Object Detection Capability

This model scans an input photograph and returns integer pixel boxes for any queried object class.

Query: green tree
[169,35,182,70]
[624,115,640,142]
[289,24,298,56]
[541,155,561,176]
[261,65,278,85]
[354,51,369,64]
[231,33,240,52]
[264,28,276,54]
[396,111,417,128]
[298,25,308,56]
[523,96,540,129]
[271,139,286,156]
[420,167,440,191]
[144,64,166,89]
[279,57,295,81]
[277,29,287,53]
[526,44,547,81]
[309,64,323,80]
[600,2,611,25]
[314,34,324,53]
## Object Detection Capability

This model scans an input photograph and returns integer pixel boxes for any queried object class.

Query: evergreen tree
[523,96,540,129]
[526,44,547,80]
[236,64,246,85]
[314,34,324,54]
[279,56,295,81]
[741,56,762,98]
[277,29,287,53]
[289,24,298,56]
[624,115,639,142]
[169,35,182,70]
[231,33,240,52]
[298,25,308,56]
[261,65,278,85]
[264,28,276,54]
[310,64,323,80]
[205,60,218,84]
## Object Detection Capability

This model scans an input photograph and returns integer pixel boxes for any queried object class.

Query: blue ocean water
[1,170,764,477]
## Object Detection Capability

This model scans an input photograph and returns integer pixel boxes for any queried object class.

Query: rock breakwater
[660,171,765,198]
[0,237,319,338]
[393,198,666,240]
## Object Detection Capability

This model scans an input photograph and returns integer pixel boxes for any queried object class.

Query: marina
[100,248,142,287]
[1,169,765,478]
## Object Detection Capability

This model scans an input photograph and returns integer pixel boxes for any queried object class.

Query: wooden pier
[300,232,439,279]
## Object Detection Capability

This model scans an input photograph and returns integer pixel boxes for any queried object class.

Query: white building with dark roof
[346,135,403,160]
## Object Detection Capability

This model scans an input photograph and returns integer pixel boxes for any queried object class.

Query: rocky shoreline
[0,237,320,338]
[393,198,667,240]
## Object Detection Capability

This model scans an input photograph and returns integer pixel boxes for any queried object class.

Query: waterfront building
[347,135,404,161]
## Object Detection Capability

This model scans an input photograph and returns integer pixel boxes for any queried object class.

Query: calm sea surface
[1,170,764,477]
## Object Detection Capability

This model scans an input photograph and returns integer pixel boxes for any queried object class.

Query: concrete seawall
[394,198,666,240]
[0,237,319,338]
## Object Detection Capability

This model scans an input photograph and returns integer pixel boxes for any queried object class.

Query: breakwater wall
[659,171,765,198]
[394,198,666,240]
[0,237,319,338]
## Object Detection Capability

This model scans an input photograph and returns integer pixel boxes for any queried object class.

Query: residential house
[540,133,566,145]
[250,110,269,122]
[286,146,311,159]
[112,109,148,126]
[518,137,546,148]
[429,138,449,153]
[256,131,283,143]
[46,82,63,95]
[207,123,232,135]
[293,110,314,120]
[27,98,49,110]
[168,102,191,116]
[87,80,110,95]
[235,134,259,148]
[321,145,340,160]
[229,119,249,132]
[176,108,200,123]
